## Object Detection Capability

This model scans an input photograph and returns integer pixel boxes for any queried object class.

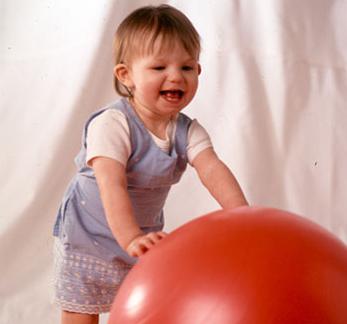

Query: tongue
[162,91,181,102]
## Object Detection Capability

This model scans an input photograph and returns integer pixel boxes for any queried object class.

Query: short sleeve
[187,119,213,164]
[86,109,131,166]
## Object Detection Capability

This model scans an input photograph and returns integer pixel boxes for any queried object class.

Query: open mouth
[160,89,184,100]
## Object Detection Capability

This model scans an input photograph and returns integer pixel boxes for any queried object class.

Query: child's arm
[91,157,166,257]
[192,148,248,208]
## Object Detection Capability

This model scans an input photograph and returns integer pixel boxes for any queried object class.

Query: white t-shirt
[86,109,212,166]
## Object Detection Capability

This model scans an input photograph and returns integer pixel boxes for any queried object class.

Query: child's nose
[168,68,183,82]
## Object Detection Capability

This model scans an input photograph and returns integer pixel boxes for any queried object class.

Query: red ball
[109,207,347,324]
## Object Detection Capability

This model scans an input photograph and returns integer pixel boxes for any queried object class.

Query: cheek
[189,76,199,91]
[137,77,160,93]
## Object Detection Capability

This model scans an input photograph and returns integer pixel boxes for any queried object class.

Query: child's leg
[61,311,99,324]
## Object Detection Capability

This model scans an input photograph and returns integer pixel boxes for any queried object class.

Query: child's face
[115,40,201,119]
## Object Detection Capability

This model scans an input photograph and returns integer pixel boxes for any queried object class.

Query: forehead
[129,32,199,61]
[148,40,196,60]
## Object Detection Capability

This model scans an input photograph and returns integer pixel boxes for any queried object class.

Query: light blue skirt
[53,239,132,314]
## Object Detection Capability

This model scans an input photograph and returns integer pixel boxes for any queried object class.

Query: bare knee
[61,310,99,324]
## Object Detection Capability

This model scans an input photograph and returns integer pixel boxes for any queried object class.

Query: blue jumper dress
[53,98,192,313]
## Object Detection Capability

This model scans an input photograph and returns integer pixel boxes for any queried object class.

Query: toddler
[53,4,248,324]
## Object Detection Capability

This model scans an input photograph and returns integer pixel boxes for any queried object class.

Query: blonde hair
[113,4,201,97]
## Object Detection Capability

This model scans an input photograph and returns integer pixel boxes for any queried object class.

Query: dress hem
[54,299,112,314]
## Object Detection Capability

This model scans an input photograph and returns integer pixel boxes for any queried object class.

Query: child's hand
[126,231,167,257]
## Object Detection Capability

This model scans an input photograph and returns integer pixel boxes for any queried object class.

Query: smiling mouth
[160,90,184,100]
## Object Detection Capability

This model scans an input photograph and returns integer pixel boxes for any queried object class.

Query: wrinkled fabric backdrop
[1,0,346,323]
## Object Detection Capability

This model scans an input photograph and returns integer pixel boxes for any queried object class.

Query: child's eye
[153,66,165,71]
[182,66,193,71]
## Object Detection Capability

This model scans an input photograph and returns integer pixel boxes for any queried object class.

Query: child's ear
[198,63,202,75]
[114,64,133,89]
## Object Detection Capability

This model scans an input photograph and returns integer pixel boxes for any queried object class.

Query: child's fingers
[127,236,153,257]
[127,231,168,257]
[139,236,156,250]
[146,231,167,243]
[156,231,168,239]
[127,241,148,257]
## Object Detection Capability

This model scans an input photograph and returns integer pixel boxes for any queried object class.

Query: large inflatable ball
[109,206,347,324]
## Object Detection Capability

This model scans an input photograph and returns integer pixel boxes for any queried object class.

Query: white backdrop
[1,0,346,323]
